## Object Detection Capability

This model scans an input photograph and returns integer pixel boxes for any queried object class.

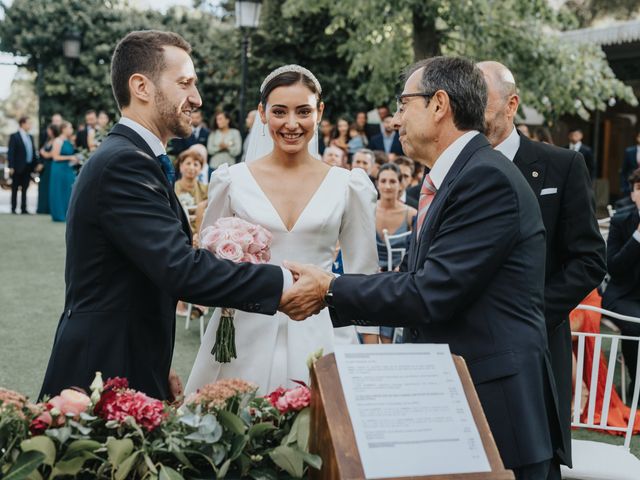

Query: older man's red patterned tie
[416,174,436,238]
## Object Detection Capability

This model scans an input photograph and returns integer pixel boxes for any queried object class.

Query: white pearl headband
[259,64,322,96]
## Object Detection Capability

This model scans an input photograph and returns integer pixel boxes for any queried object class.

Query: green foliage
[564,0,640,28]
[283,0,638,121]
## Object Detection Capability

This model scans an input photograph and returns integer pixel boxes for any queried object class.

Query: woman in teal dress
[37,125,54,214]
[49,122,78,222]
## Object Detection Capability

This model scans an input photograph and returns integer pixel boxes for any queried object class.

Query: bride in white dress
[185,65,378,395]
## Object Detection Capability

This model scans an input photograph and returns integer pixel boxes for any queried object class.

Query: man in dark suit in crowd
[369,114,404,158]
[620,132,640,196]
[478,61,606,479]
[75,109,98,152]
[603,168,640,398]
[566,128,595,180]
[283,56,561,479]
[39,30,317,401]
[364,104,391,141]
[8,116,39,214]
[168,109,209,156]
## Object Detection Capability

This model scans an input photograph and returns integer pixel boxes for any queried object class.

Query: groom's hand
[279,261,333,320]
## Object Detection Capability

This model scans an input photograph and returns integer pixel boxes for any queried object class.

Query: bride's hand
[279,261,333,320]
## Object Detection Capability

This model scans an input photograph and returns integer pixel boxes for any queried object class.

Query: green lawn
[0,213,638,460]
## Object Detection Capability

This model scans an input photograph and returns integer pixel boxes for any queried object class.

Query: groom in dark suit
[283,57,561,479]
[40,30,319,401]
[478,61,606,478]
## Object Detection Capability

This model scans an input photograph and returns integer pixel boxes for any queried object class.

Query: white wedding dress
[185,162,379,395]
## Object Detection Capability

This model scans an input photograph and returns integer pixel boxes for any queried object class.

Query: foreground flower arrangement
[0,373,320,479]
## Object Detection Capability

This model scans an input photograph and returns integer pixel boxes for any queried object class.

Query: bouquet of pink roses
[200,217,273,362]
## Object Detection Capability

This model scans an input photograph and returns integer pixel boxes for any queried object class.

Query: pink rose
[215,240,244,262]
[30,411,53,435]
[249,228,271,253]
[215,217,246,230]
[48,389,91,417]
[201,228,229,251]
[230,230,254,249]
[241,253,260,264]
[283,386,311,411]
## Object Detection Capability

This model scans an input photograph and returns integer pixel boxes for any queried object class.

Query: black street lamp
[235,0,262,138]
[36,30,82,138]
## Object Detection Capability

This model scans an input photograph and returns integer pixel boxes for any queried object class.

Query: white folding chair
[382,228,412,272]
[561,326,640,479]
[181,203,205,339]
[575,305,640,404]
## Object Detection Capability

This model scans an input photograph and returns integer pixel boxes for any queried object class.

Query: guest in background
[355,110,369,140]
[620,131,640,196]
[372,150,388,179]
[49,122,78,222]
[348,122,368,155]
[94,111,112,147]
[318,118,333,155]
[533,127,554,145]
[375,163,416,342]
[8,116,39,214]
[352,148,376,185]
[40,113,63,146]
[516,123,531,138]
[75,109,98,152]
[369,114,404,160]
[207,111,241,170]
[322,145,346,168]
[330,117,350,156]
[37,124,55,215]
[603,168,640,398]
[242,110,257,162]
[175,147,208,238]
[392,155,416,206]
[567,128,595,179]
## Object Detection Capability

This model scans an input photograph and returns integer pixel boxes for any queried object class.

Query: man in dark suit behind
[620,132,640,196]
[566,128,595,180]
[7,116,39,214]
[40,30,317,401]
[603,168,640,397]
[283,57,561,479]
[478,61,606,479]
[369,114,404,158]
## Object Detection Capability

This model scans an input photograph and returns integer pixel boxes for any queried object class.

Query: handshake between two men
[278,261,335,321]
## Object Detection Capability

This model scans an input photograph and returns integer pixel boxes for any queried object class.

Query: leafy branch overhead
[283,0,637,121]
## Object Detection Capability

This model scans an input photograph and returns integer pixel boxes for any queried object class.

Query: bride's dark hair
[260,71,321,108]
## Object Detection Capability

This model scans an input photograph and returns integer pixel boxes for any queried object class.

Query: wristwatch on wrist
[324,276,336,308]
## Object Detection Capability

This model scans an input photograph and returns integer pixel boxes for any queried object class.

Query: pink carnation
[266,385,311,414]
[96,389,166,432]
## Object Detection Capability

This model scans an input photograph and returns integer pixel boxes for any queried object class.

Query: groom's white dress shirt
[118,116,294,292]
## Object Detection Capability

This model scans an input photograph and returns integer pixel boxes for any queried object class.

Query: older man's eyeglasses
[396,92,434,114]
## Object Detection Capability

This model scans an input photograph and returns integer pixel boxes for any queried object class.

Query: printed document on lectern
[334,344,491,478]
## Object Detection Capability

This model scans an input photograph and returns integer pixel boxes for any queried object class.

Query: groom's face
[152,46,202,139]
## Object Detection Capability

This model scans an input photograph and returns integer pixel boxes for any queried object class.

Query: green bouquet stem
[211,307,237,362]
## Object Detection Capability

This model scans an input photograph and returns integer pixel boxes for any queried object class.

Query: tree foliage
[283,0,637,121]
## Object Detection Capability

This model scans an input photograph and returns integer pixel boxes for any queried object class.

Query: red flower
[95,388,166,432]
[265,385,311,414]
[103,377,129,391]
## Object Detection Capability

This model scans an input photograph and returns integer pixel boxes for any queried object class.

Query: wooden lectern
[309,354,514,480]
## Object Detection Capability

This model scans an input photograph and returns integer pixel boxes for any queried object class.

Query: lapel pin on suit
[532,171,539,178]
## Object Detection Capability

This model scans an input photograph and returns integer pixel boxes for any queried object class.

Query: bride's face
[260,82,323,155]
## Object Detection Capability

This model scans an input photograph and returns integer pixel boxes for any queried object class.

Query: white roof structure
[561,19,640,46]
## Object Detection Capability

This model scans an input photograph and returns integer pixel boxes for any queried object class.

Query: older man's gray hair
[406,56,487,133]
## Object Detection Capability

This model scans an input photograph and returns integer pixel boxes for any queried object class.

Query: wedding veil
[244,65,321,163]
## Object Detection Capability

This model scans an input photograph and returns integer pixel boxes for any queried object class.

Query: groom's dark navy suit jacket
[40,124,283,400]
[330,134,562,470]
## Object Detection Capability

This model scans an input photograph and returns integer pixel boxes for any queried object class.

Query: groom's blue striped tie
[156,154,175,187]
